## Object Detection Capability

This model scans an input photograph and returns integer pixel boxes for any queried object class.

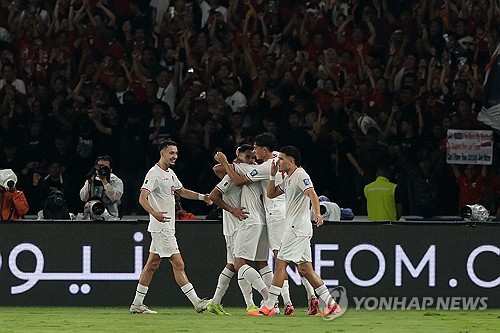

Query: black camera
[86,164,111,181]
[43,190,71,219]
[48,192,65,207]
[97,164,110,179]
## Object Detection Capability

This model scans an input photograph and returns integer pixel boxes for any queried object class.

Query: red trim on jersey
[276,185,285,194]
[156,163,170,172]
[302,186,314,193]
[287,167,298,178]
[215,186,224,194]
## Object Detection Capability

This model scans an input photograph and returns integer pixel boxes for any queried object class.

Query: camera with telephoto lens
[43,190,71,219]
[460,204,489,221]
[84,198,106,220]
[97,164,110,179]
[86,164,111,181]
[4,179,15,189]
[48,191,64,207]
[0,168,18,190]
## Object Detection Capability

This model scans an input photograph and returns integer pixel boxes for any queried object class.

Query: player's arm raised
[267,158,284,198]
[208,187,248,220]
[212,163,226,179]
[305,188,323,227]
[214,152,249,186]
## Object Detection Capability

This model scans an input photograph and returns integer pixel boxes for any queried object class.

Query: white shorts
[267,218,286,251]
[149,230,180,258]
[277,231,312,264]
[225,234,235,265]
[234,223,269,262]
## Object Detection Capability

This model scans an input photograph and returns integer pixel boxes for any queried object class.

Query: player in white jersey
[217,133,317,315]
[206,145,255,315]
[215,151,271,312]
[130,140,212,314]
[249,146,342,317]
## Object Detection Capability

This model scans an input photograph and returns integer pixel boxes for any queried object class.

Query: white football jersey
[278,167,314,236]
[244,153,285,220]
[235,163,266,225]
[141,164,183,233]
[215,174,242,236]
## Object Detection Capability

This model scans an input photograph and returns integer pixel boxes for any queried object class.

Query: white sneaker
[195,298,211,313]
[130,304,157,314]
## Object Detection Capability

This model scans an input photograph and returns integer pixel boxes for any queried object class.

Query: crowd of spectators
[0,0,499,219]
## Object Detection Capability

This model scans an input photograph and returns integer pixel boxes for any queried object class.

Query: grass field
[0,307,499,333]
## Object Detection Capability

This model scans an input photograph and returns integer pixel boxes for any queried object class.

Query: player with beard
[129,139,212,314]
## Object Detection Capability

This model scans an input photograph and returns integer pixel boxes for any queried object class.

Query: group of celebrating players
[129,132,341,317]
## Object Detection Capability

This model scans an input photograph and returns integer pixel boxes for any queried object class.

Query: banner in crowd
[0,221,498,308]
[446,129,494,165]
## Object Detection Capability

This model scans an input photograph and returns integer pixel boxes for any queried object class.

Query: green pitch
[0,307,498,333]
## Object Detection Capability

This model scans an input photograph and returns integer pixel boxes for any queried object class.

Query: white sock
[181,283,201,307]
[315,284,335,307]
[264,285,281,308]
[239,264,269,300]
[259,265,273,288]
[212,267,234,304]
[281,280,291,305]
[238,276,255,308]
[132,283,148,306]
[301,277,315,301]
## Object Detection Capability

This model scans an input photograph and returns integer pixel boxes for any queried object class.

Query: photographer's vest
[88,174,120,217]
[364,176,397,221]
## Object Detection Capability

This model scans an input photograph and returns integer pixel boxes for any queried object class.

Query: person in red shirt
[93,55,120,90]
[336,14,376,59]
[357,79,385,116]
[175,193,197,220]
[0,170,29,221]
[452,164,488,209]
[485,165,500,218]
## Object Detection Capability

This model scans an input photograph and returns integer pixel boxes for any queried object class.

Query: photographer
[79,155,123,218]
[0,169,29,220]
[37,189,75,220]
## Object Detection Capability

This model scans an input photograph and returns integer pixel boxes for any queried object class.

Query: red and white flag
[478,44,500,131]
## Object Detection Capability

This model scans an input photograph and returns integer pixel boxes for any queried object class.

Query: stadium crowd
[0,0,499,219]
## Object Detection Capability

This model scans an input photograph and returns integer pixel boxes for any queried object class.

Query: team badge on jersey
[144,180,149,184]
[303,178,310,186]
[250,169,258,176]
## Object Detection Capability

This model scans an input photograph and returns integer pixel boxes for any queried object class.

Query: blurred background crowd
[0,0,499,218]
